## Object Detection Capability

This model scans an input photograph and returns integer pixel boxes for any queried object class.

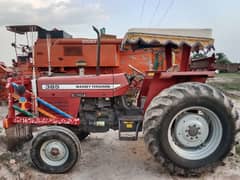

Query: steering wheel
[128,65,145,89]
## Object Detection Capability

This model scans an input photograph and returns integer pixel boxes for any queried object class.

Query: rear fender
[139,71,215,111]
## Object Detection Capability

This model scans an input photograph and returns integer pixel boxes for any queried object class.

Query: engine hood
[37,73,129,98]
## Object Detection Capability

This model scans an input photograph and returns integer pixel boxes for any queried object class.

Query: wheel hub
[168,106,223,160]
[175,113,209,148]
[187,125,199,136]
[50,147,60,156]
[40,139,69,166]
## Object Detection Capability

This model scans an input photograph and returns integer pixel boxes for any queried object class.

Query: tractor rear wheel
[30,126,81,173]
[143,82,238,176]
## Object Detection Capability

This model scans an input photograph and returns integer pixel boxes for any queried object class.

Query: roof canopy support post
[14,32,17,59]
[165,45,172,69]
[179,44,191,71]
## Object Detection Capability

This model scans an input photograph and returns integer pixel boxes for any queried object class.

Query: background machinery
[2,26,237,176]
[7,25,216,77]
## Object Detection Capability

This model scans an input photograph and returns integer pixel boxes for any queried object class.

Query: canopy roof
[121,28,214,51]
[6,25,46,34]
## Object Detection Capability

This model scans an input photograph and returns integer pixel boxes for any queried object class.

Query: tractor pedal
[118,115,143,141]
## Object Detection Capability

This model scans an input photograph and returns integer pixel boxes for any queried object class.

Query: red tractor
[3,26,238,176]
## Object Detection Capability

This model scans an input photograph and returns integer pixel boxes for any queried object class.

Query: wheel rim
[167,106,223,160]
[40,139,69,166]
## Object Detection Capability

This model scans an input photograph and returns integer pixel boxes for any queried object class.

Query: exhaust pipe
[92,26,101,76]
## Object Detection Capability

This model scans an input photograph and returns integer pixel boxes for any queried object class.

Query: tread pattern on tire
[143,82,238,176]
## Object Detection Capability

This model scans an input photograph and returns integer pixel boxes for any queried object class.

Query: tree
[216,53,231,64]
[192,52,207,59]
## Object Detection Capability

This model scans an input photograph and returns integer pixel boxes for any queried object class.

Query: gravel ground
[1,81,240,180]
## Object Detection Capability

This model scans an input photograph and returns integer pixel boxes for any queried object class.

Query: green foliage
[208,73,240,92]
[216,52,231,64]
[192,53,207,59]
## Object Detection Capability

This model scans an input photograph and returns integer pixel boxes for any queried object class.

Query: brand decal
[42,84,121,90]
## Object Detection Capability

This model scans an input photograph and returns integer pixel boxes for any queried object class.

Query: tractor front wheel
[143,82,238,176]
[30,126,80,173]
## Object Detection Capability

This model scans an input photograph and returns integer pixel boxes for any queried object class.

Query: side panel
[37,73,129,117]
[118,50,153,73]
[34,39,120,68]
[38,97,80,118]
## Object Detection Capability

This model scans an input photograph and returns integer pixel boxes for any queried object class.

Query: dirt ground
[1,75,240,180]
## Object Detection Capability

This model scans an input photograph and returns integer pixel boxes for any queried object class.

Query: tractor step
[118,115,143,141]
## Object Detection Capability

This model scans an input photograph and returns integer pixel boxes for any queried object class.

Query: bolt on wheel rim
[167,106,223,160]
[40,139,69,166]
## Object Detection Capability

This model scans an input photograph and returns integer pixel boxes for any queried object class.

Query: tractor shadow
[73,130,171,180]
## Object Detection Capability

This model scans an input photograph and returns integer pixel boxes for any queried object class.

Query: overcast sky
[0,0,239,65]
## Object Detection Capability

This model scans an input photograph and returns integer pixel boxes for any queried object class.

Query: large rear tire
[30,126,81,173]
[143,82,238,176]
